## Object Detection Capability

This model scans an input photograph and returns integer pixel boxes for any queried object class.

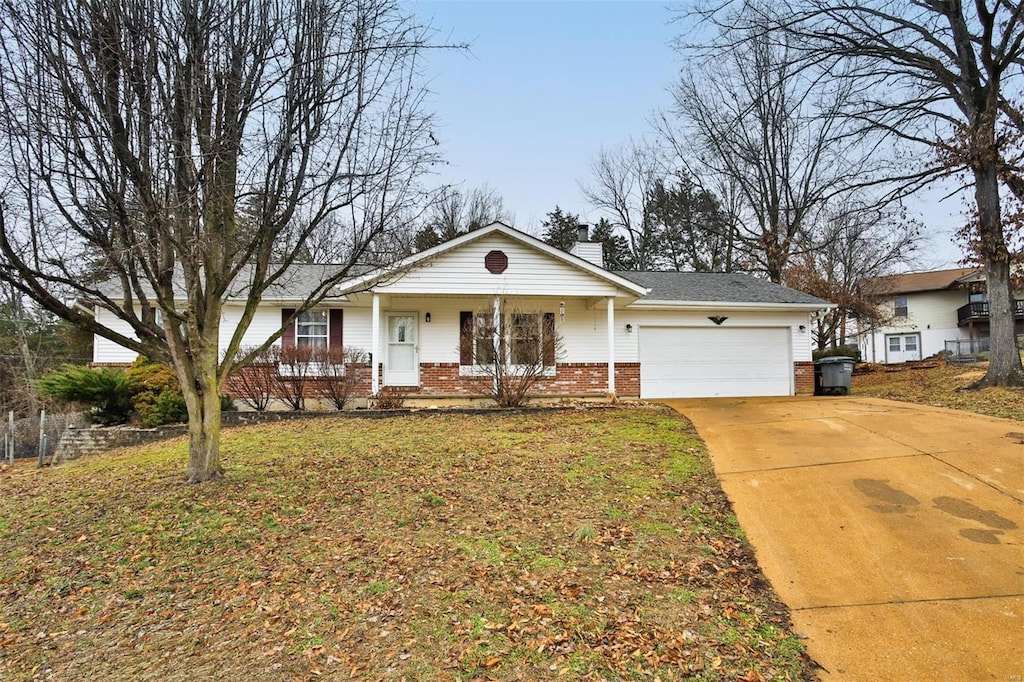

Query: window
[296,310,329,347]
[888,336,901,353]
[893,295,908,318]
[510,313,541,365]
[904,335,918,352]
[473,315,498,365]
[461,310,554,368]
[968,291,988,304]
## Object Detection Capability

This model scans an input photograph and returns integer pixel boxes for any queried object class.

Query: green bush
[37,365,134,425]
[126,357,185,427]
[812,345,861,362]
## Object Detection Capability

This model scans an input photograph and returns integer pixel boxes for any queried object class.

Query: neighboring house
[857,267,994,363]
[93,223,831,401]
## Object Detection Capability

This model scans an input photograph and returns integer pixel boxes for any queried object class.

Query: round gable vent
[484,250,508,274]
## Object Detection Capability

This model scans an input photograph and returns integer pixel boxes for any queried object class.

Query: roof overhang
[627,299,836,312]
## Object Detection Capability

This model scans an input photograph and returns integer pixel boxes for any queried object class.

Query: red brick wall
[794,361,815,395]
[415,362,640,397]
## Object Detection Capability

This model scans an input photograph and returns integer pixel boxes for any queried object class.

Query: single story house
[93,222,831,401]
[856,267,1003,363]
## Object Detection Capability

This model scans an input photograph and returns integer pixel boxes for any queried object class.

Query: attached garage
[638,326,792,398]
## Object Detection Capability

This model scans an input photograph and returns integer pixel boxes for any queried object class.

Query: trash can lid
[816,356,855,364]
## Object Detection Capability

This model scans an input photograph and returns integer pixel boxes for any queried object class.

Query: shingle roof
[96,262,370,301]
[859,267,978,295]
[615,271,829,306]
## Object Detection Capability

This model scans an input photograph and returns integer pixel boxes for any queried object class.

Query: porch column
[371,293,381,395]
[607,296,616,395]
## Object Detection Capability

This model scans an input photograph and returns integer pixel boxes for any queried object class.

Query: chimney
[569,223,604,267]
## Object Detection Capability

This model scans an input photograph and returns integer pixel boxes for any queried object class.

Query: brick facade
[794,361,815,395]
[415,362,640,397]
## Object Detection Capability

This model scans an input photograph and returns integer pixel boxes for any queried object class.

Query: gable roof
[859,267,978,295]
[337,221,650,298]
[617,271,830,308]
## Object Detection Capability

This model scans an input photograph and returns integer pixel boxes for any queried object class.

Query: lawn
[0,406,812,681]
[853,360,1024,420]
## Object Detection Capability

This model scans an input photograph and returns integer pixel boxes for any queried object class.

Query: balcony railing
[957,300,1024,324]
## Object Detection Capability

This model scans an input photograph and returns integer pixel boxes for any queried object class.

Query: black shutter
[281,308,296,349]
[542,312,556,366]
[459,311,474,365]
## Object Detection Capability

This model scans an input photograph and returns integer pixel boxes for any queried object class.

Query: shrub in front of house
[37,365,134,425]
[126,357,184,427]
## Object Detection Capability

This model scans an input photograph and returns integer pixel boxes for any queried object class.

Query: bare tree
[461,304,563,408]
[582,142,664,270]
[785,202,922,349]
[413,184,511,251]
[663,22,885,283]
[721,0,1024,384]
[0,0,453,481]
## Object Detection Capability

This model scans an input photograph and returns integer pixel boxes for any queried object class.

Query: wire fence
[1,411,83,463]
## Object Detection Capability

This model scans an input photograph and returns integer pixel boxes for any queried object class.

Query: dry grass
[0,407,812,681]
[854,360,1024,420]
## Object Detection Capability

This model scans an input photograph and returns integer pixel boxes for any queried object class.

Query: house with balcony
[857,267,990,363]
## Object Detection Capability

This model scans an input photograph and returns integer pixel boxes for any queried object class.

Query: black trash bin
[815,356,854,396]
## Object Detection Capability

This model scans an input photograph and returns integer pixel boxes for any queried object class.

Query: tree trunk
[182,348,224,483]
[975,158,1024,386]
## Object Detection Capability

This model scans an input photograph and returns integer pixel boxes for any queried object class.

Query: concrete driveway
[665,396,1023,681]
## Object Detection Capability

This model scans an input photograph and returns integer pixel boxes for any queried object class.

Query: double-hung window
[295,310,329,348]
[460,310,554,370]
[893,295,908,318]
[510,313,541,365]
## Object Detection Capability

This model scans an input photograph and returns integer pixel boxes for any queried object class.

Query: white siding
[92,307,139,364]
[861,290,970,363]
[617,308,814,363]
[375,234,624,298]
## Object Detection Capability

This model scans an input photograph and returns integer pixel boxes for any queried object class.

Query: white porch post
[371,293,381,395]
[607,296,616,395]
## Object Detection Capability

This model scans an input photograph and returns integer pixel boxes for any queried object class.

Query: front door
[385,313,419,386]
[886,333,921,363]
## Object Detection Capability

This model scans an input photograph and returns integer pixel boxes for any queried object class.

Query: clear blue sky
[411,0,966,269]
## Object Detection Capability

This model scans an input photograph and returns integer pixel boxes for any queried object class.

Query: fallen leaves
[0,407,813,681]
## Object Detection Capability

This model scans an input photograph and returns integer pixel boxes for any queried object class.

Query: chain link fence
[1,411,84,462]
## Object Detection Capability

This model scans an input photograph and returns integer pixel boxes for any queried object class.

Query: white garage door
[639,326,792,398]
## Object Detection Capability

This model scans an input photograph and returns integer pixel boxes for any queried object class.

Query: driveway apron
[665,397,1023,681]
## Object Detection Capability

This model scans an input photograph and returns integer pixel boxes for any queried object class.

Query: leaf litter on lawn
[0,405,815,681]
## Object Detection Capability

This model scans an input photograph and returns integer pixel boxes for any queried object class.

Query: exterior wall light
[625,324,633,333]
[425,312,431,323]
[559,301,566,322]
[798,324,806,332]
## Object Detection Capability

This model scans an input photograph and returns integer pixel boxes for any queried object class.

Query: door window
[904,336,918,352]
[387,315,416,372]
[888,336,901,353]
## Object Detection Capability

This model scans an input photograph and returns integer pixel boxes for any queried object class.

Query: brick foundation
[794,361,815,395]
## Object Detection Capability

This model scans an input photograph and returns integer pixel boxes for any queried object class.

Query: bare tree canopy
[723,0,1024,385]
[785,201,922,349]
[0,0,453,481]
[663,18,894,283]
[413,184,512,252]
[581,142,666,270]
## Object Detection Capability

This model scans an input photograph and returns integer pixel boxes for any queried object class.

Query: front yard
[0,407,812,681]
[853,360,1024,420]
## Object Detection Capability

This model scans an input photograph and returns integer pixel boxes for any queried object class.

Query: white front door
[885,333,921,363]
[385,313,419,386]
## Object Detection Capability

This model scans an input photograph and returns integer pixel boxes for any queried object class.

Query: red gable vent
[484,250,508,274]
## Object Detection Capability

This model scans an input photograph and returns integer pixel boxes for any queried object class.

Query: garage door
[639,326,792,398]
